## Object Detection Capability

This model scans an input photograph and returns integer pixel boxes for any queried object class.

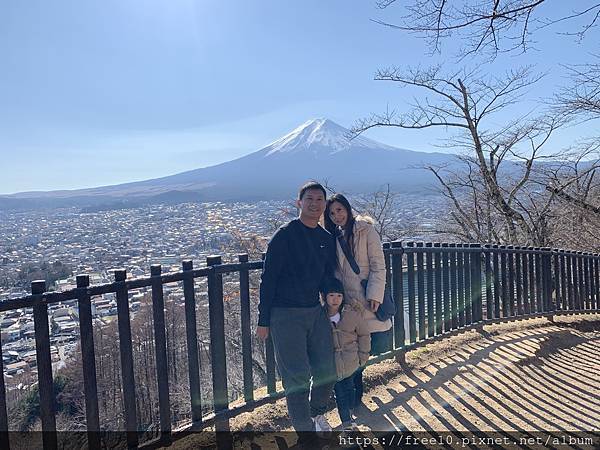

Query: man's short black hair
[298,181,327,200]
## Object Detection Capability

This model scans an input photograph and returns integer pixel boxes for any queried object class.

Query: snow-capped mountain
[262,118,397,157]
[1,119,457,210]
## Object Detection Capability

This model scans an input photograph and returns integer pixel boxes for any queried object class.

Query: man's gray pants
[270,304,336,432]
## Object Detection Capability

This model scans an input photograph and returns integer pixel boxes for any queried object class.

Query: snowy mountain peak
[262,118,397,157]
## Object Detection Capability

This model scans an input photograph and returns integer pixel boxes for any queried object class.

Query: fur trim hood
[353,215,376,232]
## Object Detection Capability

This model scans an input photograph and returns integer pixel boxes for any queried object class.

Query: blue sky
[0,1,597,194]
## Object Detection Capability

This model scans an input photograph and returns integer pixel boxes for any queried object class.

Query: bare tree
[544,145,600,250]
[557,56,600,121]
[352,184,414,240]
[356,1,600,248]
[265,203,298,233]
[374,1,600,58]
[353,66,571,244]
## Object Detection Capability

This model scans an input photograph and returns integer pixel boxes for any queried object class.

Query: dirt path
[171,315,600,449]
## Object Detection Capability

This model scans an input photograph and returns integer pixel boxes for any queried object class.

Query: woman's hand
[256,326,269,340]
[369,300,380,312]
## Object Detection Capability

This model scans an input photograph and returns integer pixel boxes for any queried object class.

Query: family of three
[256,181,393,447]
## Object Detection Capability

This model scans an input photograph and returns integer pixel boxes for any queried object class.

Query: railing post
[590,254,595,310]
[583,253,591,310]
[238,254,254,402]
[449,243,458,329]
[534,248,543,313]
[464,244,473,324]
[493,244,501,318]
[507,245,515,317]
[587,252,592,310]
[206,255,231,444]
[416,242,426,340]
[114,269,138,448]
[32,280,57,450]
[527,247,535,313]
[521,249,530,315]
[470,244,483,323]
[457,243,466,326]
[575,252,583,310]
[593,254,599,310]
[559,250,567,311]
[391,241,405,349]
[594,253,600,309]
[515,247,524,316]
[76,275,101,450]
[406,242,417,343]
[150,265,171,442]
[541,248,553,312]
[182,260,202,427]
[434,243,443,333]
[553,250,561,312]
[551,250,563,310]
[425,242,435,337]
[483,245,493,320]
[500,245,508,317]
[382,243,393,353]
[589,253,595,310]
[566,251,574,311]
[441,243,451,332]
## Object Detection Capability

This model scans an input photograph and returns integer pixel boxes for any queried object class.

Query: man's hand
[369,300,380,312]
[256,326,270,340]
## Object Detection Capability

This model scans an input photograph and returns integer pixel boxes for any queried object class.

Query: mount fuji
[1,119,456,210]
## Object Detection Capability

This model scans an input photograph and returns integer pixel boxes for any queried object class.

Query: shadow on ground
[169,315,600,449]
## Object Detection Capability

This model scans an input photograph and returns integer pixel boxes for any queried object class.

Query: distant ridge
[1,119,457,210]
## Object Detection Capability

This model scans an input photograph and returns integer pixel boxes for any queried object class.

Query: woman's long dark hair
[324,193,356,255]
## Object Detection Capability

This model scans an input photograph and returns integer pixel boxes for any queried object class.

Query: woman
[324,193,393,411]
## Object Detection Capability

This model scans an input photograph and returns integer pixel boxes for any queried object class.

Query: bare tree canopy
[375,1,600,57]
[348,2,600,248]
[352,65,549,133]
[351,65,600,247]
[557,57,600,121]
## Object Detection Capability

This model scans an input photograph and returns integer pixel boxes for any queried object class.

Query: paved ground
[171,315,600,449]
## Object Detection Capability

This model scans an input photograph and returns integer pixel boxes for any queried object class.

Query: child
[322,278,371,434]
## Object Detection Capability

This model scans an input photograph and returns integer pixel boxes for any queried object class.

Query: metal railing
[0,242,598,449]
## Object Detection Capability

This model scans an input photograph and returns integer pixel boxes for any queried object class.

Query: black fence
[0,243,599,449]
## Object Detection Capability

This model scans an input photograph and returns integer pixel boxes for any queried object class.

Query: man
[256,181,336,445]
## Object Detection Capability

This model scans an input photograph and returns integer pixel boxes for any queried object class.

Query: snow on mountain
[263,118,397,156]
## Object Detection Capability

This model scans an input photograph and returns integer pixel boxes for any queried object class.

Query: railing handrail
[3,244,598,311]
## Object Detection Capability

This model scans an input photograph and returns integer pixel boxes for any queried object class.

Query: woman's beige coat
[334,216,392,333]
[329,302,371,380]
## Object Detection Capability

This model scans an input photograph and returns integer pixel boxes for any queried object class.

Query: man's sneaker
[313,414,332,435]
